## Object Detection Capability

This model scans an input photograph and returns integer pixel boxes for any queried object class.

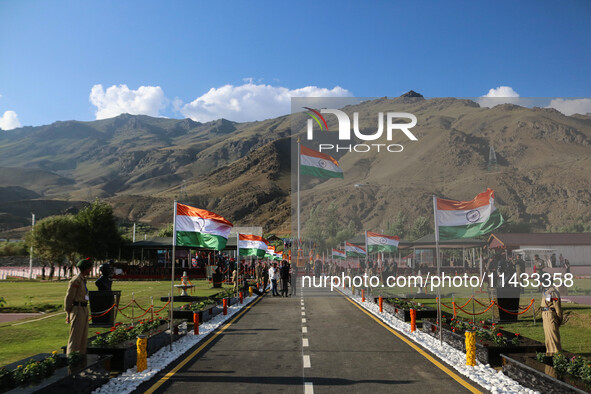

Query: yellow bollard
[465,331,476,366]
[249,286,253,297]
[137,335,147,372]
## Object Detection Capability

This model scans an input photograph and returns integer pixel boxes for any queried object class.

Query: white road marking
[301,306,305,310]
[303,355,311,368]
[304,382,314,394]
[303,338,309,347]
[301,311,305,316]
[302,326,307,333]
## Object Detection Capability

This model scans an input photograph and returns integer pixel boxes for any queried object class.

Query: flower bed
[173,296,240,322]
[502,353,591,393]
[1,352,110,394]
[85,318,185,372]
[421,316,545,367]
[375,297,438,322]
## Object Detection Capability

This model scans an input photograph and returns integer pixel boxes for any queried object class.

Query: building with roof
[488,233,591,266]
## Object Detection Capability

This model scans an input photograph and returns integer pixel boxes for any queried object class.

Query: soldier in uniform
[541,285,563,355]
[534,254,546,291]
[64,258,93,355]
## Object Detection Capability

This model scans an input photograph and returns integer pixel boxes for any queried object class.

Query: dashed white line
[303,355,311,368]
[301,311,306,316]
[301,306,305,310]
[304,382,314,394]
[303,338,309,347]
[302,326,308,333]
[302,318,306,323]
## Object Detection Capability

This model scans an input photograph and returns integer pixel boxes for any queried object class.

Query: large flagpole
[364,230,369,271]
[169,200,177,351]
[297,137,301,258]
[433,195,443,344]
[236,233,240,296]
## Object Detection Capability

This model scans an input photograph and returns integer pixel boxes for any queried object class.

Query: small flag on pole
[345,242,366,257]
[332,248,346,259]
[175,203,233,250]
[435,188,504,241]
[300,145,344,179]
[367,232,399,253]
[239,234,268,258]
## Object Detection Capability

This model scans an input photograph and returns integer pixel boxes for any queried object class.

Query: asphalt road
[137,280,479,393]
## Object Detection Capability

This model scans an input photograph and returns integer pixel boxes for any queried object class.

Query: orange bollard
[410,308,417,332]
[361,289,365,302]
[223,298,228,315]
[193,312,199,335]
[379,296,383,313]
[239,291,243,304]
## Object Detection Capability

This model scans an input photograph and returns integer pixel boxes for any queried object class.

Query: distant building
[488,233,591,266]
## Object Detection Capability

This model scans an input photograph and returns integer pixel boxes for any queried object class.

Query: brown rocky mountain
[0,96,590,238]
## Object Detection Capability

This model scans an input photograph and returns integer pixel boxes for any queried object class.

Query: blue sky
[0,0,590,129]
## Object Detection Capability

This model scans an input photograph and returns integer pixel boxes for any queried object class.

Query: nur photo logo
[304,107,418,153]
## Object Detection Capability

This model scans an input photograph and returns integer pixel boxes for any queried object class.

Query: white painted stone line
[304,382,314,394]
[303,338,309,347]
[303,355,311,368]
[302,318,306,323]
[302,326,308,333]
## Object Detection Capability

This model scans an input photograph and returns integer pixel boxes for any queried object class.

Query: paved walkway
[136,281,480,393]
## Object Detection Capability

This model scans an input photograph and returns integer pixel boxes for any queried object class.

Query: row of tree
[26,200,123,267]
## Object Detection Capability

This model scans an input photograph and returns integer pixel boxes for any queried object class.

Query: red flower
[479,320,484,324]
[497,332,503,337]
[110,327,116,332]
[515,333,520,336]
[482,325,489,329]
[450,318,455,321]
[95,332,101,335]
[491,323,496,326]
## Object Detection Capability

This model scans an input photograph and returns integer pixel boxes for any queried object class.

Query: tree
[158,223,174,237]
[386,211,407,239]
[74,199,123,259]
[304,206,325,249]
[410,216,432,240]
[25,215,79,267]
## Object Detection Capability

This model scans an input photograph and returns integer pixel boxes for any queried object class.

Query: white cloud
[547,98,591,116]
[482,86,520,98]
[89,84,168,120]
[179,83,353,122]
[0,110,21,130]
[477,86,526,108]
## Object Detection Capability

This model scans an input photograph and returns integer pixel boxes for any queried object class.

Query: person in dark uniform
[64,258,93,355]
[95,262,113,291]
[280,260,290,297]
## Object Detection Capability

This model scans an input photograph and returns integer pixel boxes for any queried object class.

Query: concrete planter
[86,319,184,372]
[501,354,590,393]
[421,319,545,367]
[3,354,110,394]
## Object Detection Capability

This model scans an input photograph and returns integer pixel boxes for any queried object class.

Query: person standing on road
[269,262,280,296]
[291,263,298,296]
[64,258,93,355]
[280,260,290,297]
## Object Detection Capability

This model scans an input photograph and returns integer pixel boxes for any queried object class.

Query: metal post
[433,195,443,344]
[28,213,35,279]
[532,300,536,325]
[471,287,475,324]
[131,292,135,326]
[169,200,177,351]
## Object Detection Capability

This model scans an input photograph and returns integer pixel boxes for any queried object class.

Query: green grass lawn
[0,279,234,366]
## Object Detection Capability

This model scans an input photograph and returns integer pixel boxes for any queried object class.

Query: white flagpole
[297,137,301,254]
[170,200,177,351]
[365,230,369,270]
[28,213,35,279]
[236,233,240,296]
[433,195,443,344]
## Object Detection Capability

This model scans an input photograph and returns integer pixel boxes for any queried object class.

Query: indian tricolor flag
[435,188,504,241]
[345,242,366,257]
[332,248,346,259]
[174,203,233,250]
[367,232,399,253]
[300,145,344,179]
[239,234,268,258]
